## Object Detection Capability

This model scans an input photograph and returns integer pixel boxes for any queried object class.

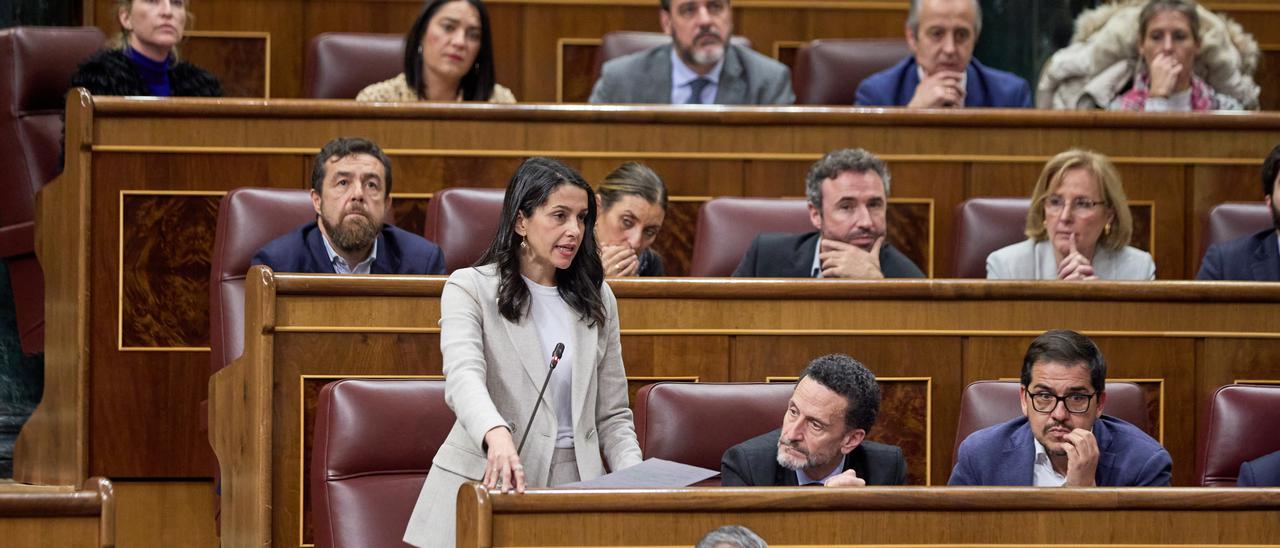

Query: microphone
[517,342,564,456]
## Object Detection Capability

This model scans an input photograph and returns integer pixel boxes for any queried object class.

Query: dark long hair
[476,158,606,326]
[402,0,496,101]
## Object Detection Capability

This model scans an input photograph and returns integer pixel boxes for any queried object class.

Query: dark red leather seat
[794,39,910,105]
[635,382,795,480]
[1202,202,1271,258]
[312,378,453,548]
[0,26,106,353]
[951,198,1030,278]
[952,380,1151,467]
[593,31,752,83]
[303,32,403,99]
[688,197,812,276]
[1196,384,1280,486]
[423,187,505,273]
[209,188,315,372]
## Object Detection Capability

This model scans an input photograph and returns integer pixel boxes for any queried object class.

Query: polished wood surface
[205,272,1280,547]
[25,96,1280,484]
[0,477,115,548]
[85,0,1280,109]
[457,484,1280,547]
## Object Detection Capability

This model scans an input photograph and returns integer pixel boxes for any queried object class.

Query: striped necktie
[686,77,711,104]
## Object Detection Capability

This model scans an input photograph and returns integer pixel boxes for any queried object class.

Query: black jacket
[70,48,222,97]
[732,231,924,278]
[721,428,908,486]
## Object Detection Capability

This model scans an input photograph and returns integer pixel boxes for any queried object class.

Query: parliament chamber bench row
[190,269,1280,548]
[309,377,1280,548]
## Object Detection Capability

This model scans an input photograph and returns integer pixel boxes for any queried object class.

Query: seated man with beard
[253,137,445,275]
[720,354,907,487]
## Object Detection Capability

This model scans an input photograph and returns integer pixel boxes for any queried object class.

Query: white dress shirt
[1032,438,1068,487]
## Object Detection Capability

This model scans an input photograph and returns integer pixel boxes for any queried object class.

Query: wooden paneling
[0,478,114,548]
[458,486,1280,547]
[113,481,217,548]
[183,31,270,98]
[205,273,1280,546]
[27,97,1280,483]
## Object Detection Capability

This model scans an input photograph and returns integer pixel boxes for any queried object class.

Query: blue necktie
[686,77,711,104]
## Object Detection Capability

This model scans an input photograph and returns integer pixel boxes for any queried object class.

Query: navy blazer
[721,428,908,486]
[1196,229,1280,281]
[1237,449,1280,487]
[732,231,924,278]
[949,415,1171,486]
[252,221,445,275]
[855,57,1032,108]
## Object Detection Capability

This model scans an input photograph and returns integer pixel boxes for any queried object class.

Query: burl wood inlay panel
[872,379,930,485]
[120,194,220,348]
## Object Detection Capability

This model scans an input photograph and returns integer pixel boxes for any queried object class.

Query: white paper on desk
[560,458,718,488]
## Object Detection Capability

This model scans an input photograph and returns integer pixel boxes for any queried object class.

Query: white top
[1144,87,1193,112]
[521,276,575,448]
[986,239,1156,280]
[669,47,725,104]
[1032,438,1068,487]
[319,230,378,274]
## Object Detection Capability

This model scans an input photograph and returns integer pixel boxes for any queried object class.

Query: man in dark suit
[588,0,794,105]
[1197,144,1280,281]
[855,0,1031,108]
[1238,449,1280,487]
[721,354,908,487]
[254,137,445,275]
[733,149,924,278]
[950,330,1172,487]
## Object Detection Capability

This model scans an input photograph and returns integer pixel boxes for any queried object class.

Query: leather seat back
[689,197,812,276]
[952,198,1030,278]
[303,32,403,99]
[794,39,910,105]
[1196,384,1280,486]
[423,187,505,273]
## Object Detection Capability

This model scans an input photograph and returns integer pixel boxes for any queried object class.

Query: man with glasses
[949,330,1171,486]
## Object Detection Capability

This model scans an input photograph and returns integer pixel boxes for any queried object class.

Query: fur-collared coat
[70,48,222,97]
[1037,0,1258,110]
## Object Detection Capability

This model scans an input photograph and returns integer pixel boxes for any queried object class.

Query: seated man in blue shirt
[856,0,1031,108]
[254,137,445,275]
[721,354,907,487]
[950,329,1171,486]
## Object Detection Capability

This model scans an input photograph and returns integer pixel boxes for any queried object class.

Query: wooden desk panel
[199,272,1280,547]
[0,478,115,548]
[22,96,1280,484]
[459,485,1280,547]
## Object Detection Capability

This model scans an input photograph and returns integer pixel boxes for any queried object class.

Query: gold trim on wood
[772,40,805,60]
[273,326,441,334]
[1129,199,1157,258]
[556,37,601,103]
[627,376,700,382]
[184,30,272,99]
[1233,379,1280,385]
[1110,378,1166,445]
[85,145,1268,167]
[117,190,227,352]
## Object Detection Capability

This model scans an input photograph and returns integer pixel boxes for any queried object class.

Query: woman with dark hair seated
[403,158,640,547]
[357,0,514,103]
[71,0,222,97]
[987,149,1155,281]
[595,162,669,277]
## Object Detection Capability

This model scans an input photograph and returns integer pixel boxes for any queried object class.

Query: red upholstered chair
[312,378,454,548]
[794,39,911,105]
[423,187,505,273]
[303,32,403,99]
[952,380,1150,467]
[0,26,106,354]
[951,198,1030,278]
[634,382,795,481]
[688,197,812,276]
[593,31,752,83]
[209,188,315,372]
[1202,202,1272,258]
[1196,384,1280,486]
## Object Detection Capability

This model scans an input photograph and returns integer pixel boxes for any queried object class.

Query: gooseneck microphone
[517,342,564,456]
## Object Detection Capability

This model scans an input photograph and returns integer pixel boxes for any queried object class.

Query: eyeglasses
[1045,196,1105,214]
[1025,390,1096,414]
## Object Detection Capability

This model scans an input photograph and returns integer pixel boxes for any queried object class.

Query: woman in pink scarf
[1109,0,1242,112]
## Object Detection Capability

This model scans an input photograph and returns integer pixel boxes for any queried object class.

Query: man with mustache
[855,0,1031,108]
[588,0,794,105]
[732,148,924,278]
[253,137,445,275]
[720,354,906,487]
[950,330,1171,486]
[1196,143,1280,281]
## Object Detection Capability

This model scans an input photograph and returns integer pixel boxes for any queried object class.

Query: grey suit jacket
[588,43,795,105]
[404,265,642,547]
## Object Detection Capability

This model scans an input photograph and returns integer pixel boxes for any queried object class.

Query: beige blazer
[403,265,641,547]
